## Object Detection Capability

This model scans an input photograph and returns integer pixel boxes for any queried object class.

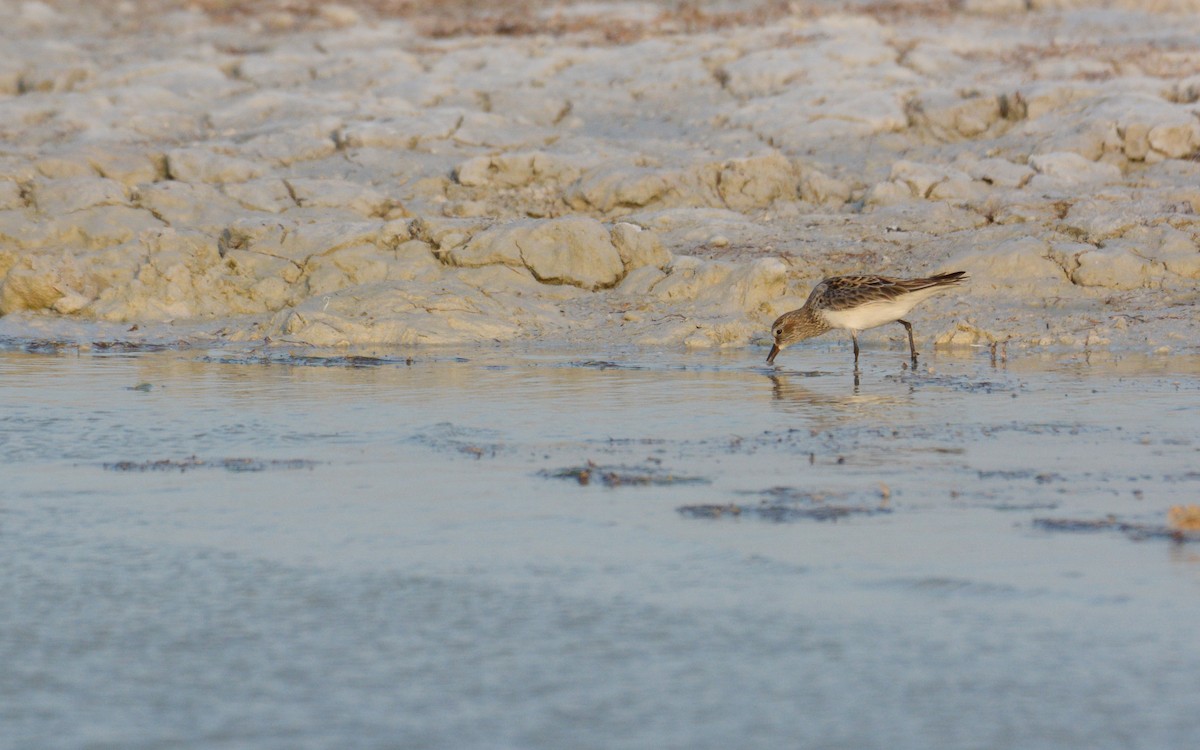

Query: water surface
[2,344,1198,750]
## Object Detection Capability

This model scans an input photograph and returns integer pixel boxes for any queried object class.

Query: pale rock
[1071,244,1163,290]
[935,320,1000,347]
[610,222,671,271]
[615,265,667,297]
[929,176,985,204]
[962,0,1029,13]
[799,168,852,205]
[85,149,163,186]
[285,178,391,217]
[715,257,788,313]
[32,177,127,215]
[987,196,1063,225]
[1123,121,1152,161]
[565,167,671,213]
[439,221,528,268]
[1148,120,1200,159]
[908,90,1004,140]
[516,216,625,289]
[52,289,92,315]
[731,88,908,149]
[1032,115,1121,161]
[34,154,97,179]
[237,54,315,88]
[486,88,572,127]
[714,152,797,210]
[718,48,811,97]
[135,181,243,230]
[301,243,397,297]
[864,180,915,207]
[1028,152,1121,186]
[337,111,462,150]
[945,236,1068,296]
[0,209,48,249]
[889,161,973,199]
[166,148,265,184]
[0,259,68,314]
[1128,226,1200,279]
[222,179,296,213]
[901,42,968,76]
[97,60,238,99]
[271,278,528,346]
[1061,197,1141,242]
[1045,240,1093,277]
[1031,57,1113,80]
[50,205,164,249]
[455,151,581,188]
[0,181,26,210]
[1173,74,1200,103]
[455,112,554,150]
[961,157,1034,188]
[411,216,492,256]
[318,4,363,28]
[207,91,325,132]
[241,126,339,166]
[388,240,444,281]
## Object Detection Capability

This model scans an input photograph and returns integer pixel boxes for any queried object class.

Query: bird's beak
[766,343,780,364]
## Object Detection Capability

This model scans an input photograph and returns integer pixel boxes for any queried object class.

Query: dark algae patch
[679,485,893,523]
[543,461,709,487]
[104,457,319,472]
[1033,515,1200,543]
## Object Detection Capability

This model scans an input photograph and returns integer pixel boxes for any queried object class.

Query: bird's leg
[851,331,860,366]
[898,319,917,364]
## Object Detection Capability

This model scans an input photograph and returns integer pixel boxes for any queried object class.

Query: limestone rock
[284,178,392,218]
[32,177,127,214]
[0,181,22,210]
[222,179,296,213]
[908,90,1005,141]
[945,237,1068,296]
[166,148,265,184]
[960,157,1034,188]
[516,217,625,290]
[565,167,671,213]
[799,168,852,205]
[714,153,797,210]
[1028,152,1121,186]
[1071,245,1163,290]
[455,151,581,188]
[611,222,670,271]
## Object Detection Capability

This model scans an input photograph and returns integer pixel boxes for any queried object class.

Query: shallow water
[2,343,1199,750]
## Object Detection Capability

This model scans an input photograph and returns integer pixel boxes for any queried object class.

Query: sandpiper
[766,271,967,366]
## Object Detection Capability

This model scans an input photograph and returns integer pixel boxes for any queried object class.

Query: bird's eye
[774,328,782,337]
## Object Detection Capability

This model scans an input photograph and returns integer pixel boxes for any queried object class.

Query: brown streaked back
[808,272,967,312]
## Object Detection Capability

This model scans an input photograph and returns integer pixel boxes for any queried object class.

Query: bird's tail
[925,271,967,287]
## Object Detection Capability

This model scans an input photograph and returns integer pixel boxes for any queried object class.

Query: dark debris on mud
[543,461,709,487]
[679,485,892,523]
[410,422,506,459]
[560,359,647,371]
[1033,516,1200,543]
[103,456,319,472]
[3,338,188,354]
[202,353,414,368]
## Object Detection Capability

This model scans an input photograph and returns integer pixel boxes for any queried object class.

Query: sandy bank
[1,0,1199,353]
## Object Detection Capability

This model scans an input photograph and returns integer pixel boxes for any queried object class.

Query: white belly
[820,298,917,332]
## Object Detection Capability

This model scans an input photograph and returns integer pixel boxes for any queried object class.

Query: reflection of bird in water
[767,272,967,367]
[767,374,903,420]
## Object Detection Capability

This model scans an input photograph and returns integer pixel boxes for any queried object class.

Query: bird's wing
[814,276,913,311]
